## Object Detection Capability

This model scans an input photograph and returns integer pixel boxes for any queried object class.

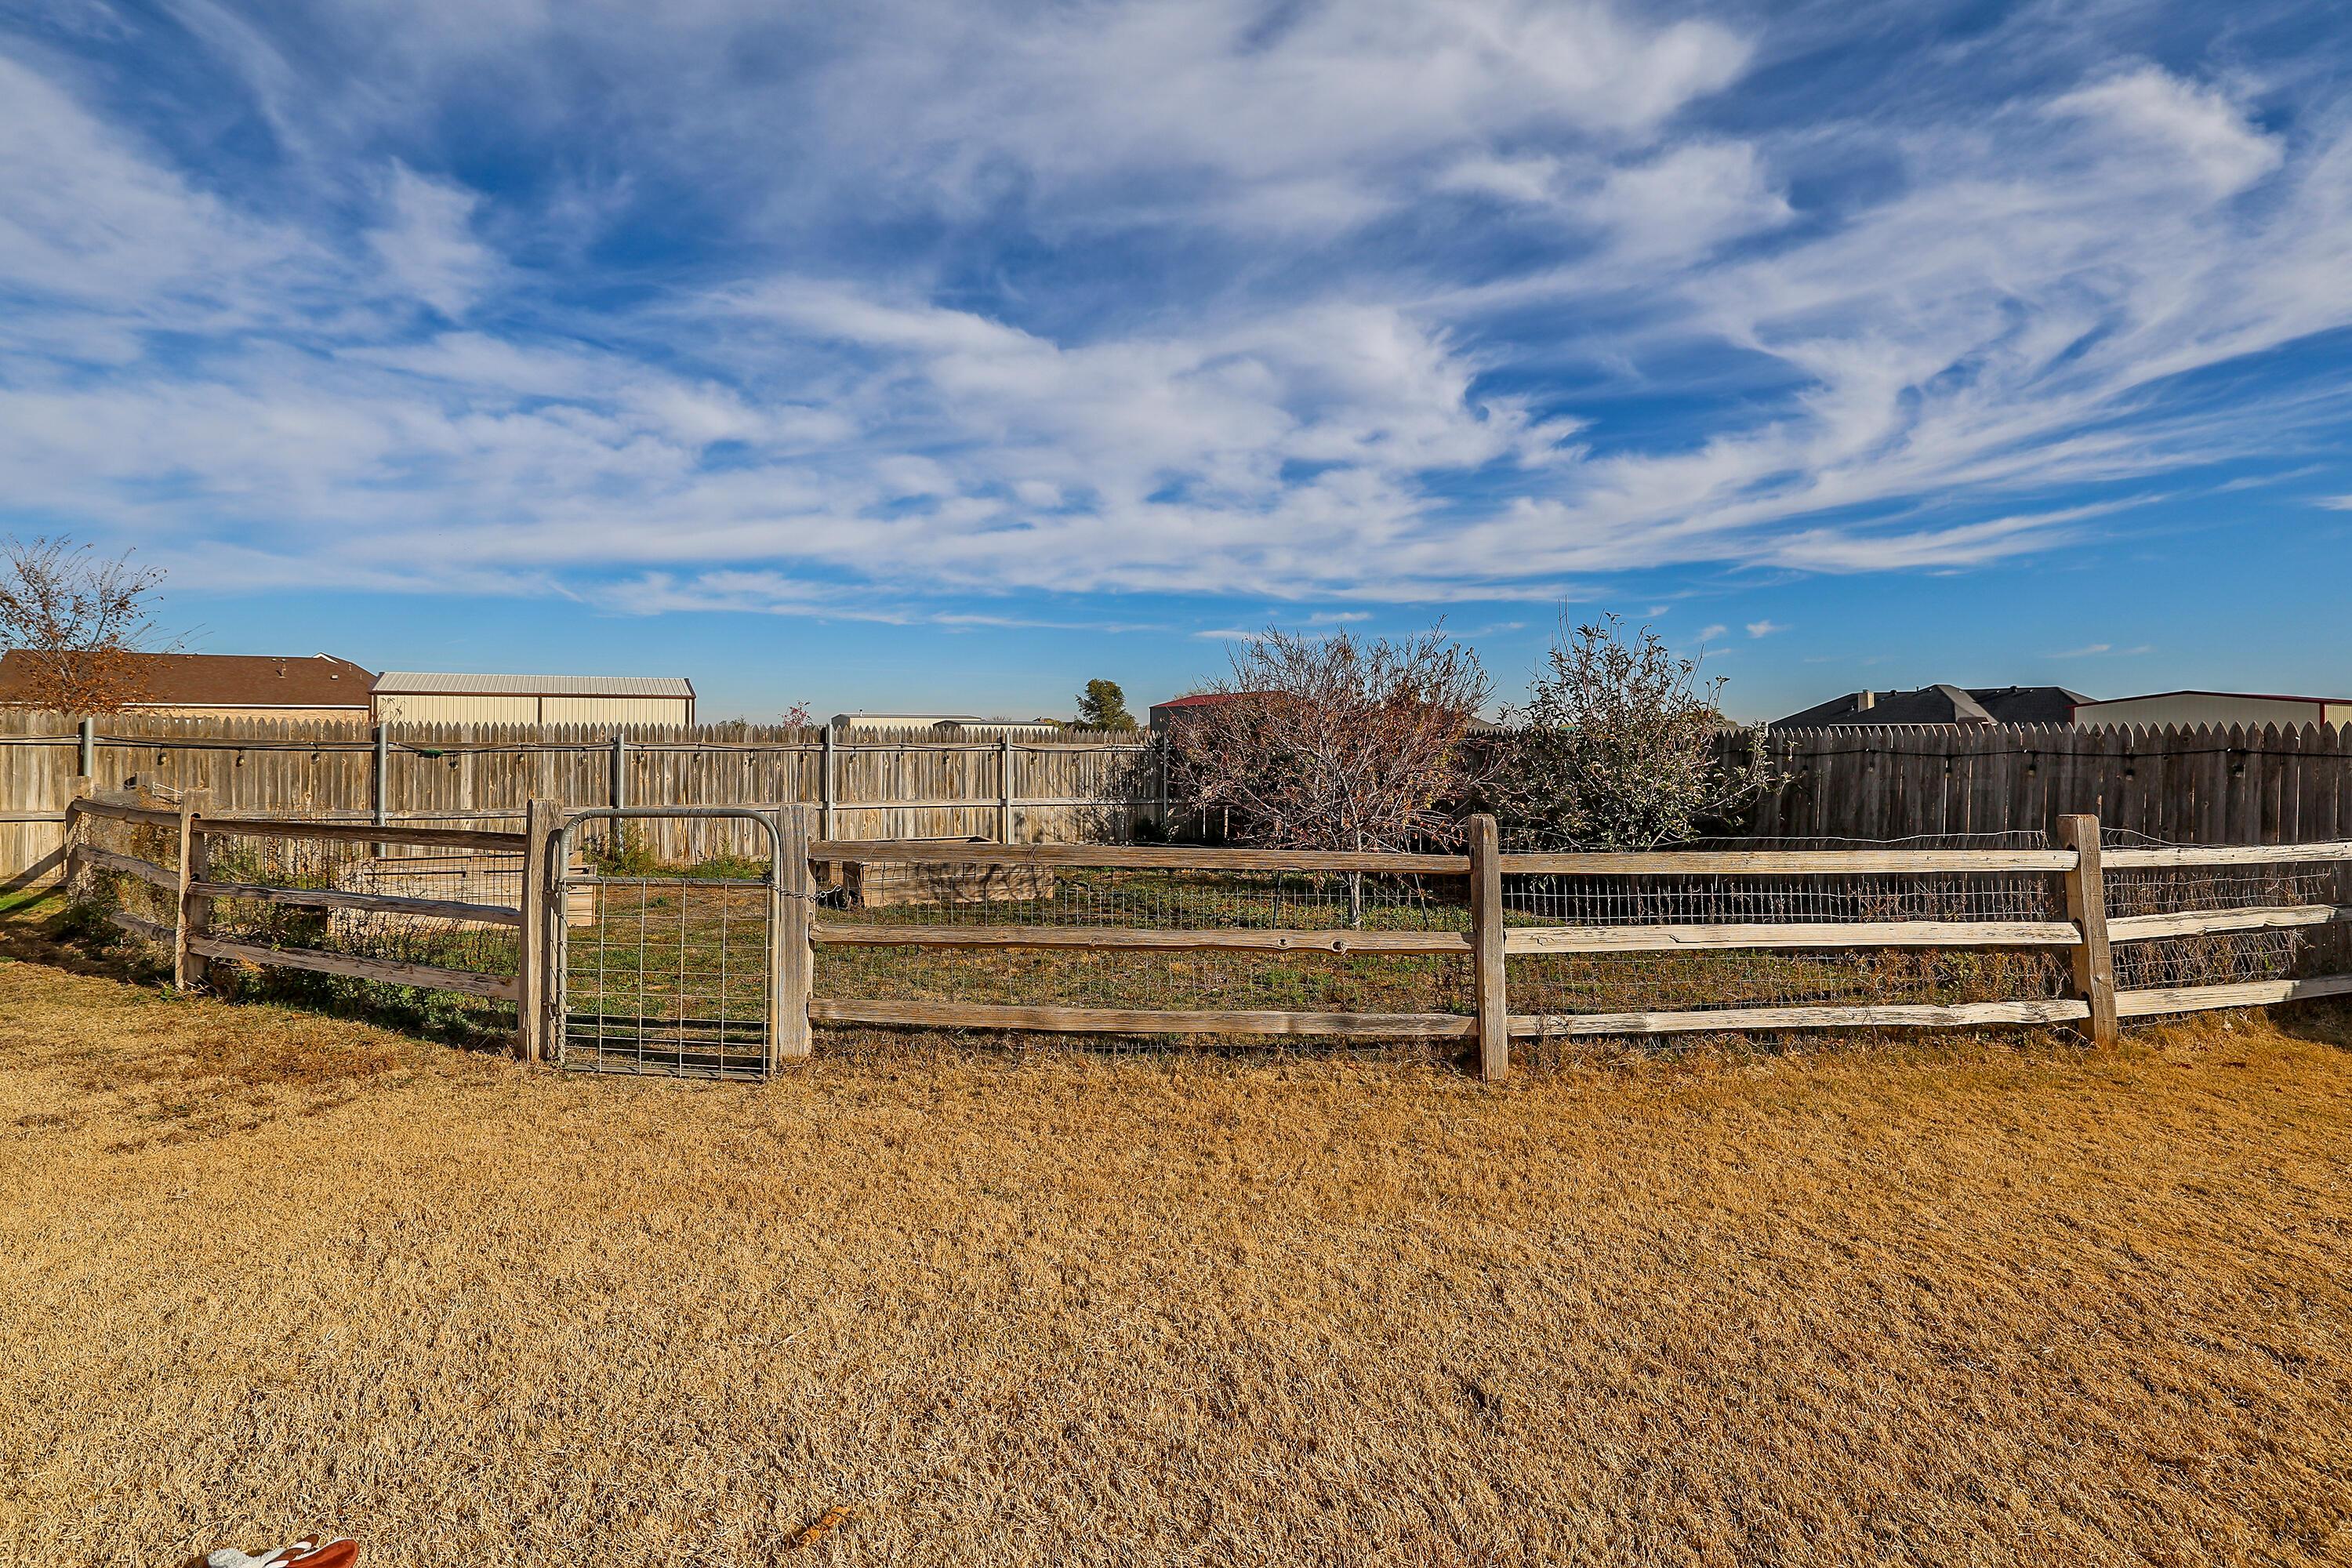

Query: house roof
[0,650,372,710]
[1773,684,2090,729]
[1150,691,1277,711]
[375,672,694,699]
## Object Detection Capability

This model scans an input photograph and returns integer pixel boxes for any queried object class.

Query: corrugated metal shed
[372,671,695,727]
[375,672,694,698]
[2072,690,2352,729]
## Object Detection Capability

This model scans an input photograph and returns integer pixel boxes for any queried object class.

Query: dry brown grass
[3,900,2350,1566]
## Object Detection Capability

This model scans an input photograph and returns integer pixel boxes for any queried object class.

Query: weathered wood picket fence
[2,710,1160,889]
[16,713,2352,893]
[66,791,2352,1083]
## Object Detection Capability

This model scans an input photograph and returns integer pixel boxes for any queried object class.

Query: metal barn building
[372,672,696,728]
[2071,690,2352,729]
[828,713,1065,739]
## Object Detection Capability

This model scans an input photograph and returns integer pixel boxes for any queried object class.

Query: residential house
[1148,692,1276,729]
[1772,684,2089,729]
[0,650,373,724]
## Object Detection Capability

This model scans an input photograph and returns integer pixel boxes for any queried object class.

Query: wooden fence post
[174,791,211,990]
[64,776,92,891]
[998,735,1014,844]
[517,799,561,1063]
[771,807,814,1065]
[2057,814,2118,1047]
[1469,812,1508,1081]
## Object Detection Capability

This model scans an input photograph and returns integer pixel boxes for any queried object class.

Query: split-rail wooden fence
[65,793,2352,1082]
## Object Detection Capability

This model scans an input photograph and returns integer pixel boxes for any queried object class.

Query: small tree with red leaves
[1170,625,1490,918]
[0,536,169,715]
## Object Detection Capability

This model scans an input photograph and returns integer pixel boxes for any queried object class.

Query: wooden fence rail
[799,812,2352,1080]
[65,794,528,1023]
[59,796,2352,1082]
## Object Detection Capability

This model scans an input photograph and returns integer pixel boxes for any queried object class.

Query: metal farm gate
[553,808,793,1079]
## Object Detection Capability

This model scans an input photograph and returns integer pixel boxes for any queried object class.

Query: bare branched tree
[1487,614,1774,849]
[0,536,169,714]
[1170,625,1491,864]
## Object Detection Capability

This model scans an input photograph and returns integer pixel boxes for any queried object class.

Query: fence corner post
[771,806,815,1067]
[174,790,211,991]
[517,799,562,1064]
[2057,814,2118,1047]
[1469,812,1508,1082]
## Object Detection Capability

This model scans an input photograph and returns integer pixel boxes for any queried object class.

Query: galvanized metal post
[77,716,94,778]
[607,732,629,858]
[998,735,1014,843]
[1155,730,1169,835]
[819,726,837,842]
[371,724,390,828]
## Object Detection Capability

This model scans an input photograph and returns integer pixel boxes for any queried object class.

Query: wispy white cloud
[1744,619,1787,638]
[0,6,2346,618]
[2050,642,2157,658]
[2047,67,2282,198]
[1696,623,1730,644]
[366,163,500,318]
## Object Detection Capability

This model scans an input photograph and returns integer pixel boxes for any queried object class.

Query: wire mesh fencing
[61,797,527,1047]
[2104,837,2352,1001]
[559,868,774,1079]
[812,866,1475,1027]
[62,798,183,956]
[194,828,522,1045]
[56,797,2352,1071]
[1501,832,2074,1029]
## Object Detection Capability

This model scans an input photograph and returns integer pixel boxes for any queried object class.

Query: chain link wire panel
[560,870,772,1079]
[813,866,1475,1037]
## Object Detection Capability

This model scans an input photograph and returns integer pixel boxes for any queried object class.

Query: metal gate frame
[550,806,804,1078]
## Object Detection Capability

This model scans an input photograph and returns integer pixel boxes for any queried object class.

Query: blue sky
[2,0,2349,722]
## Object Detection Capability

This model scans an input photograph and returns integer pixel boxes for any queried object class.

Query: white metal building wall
[375,693,694,726]
[2073,694,2342,729]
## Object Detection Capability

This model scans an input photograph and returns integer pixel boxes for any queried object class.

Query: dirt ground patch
[3,905,2350,1566]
